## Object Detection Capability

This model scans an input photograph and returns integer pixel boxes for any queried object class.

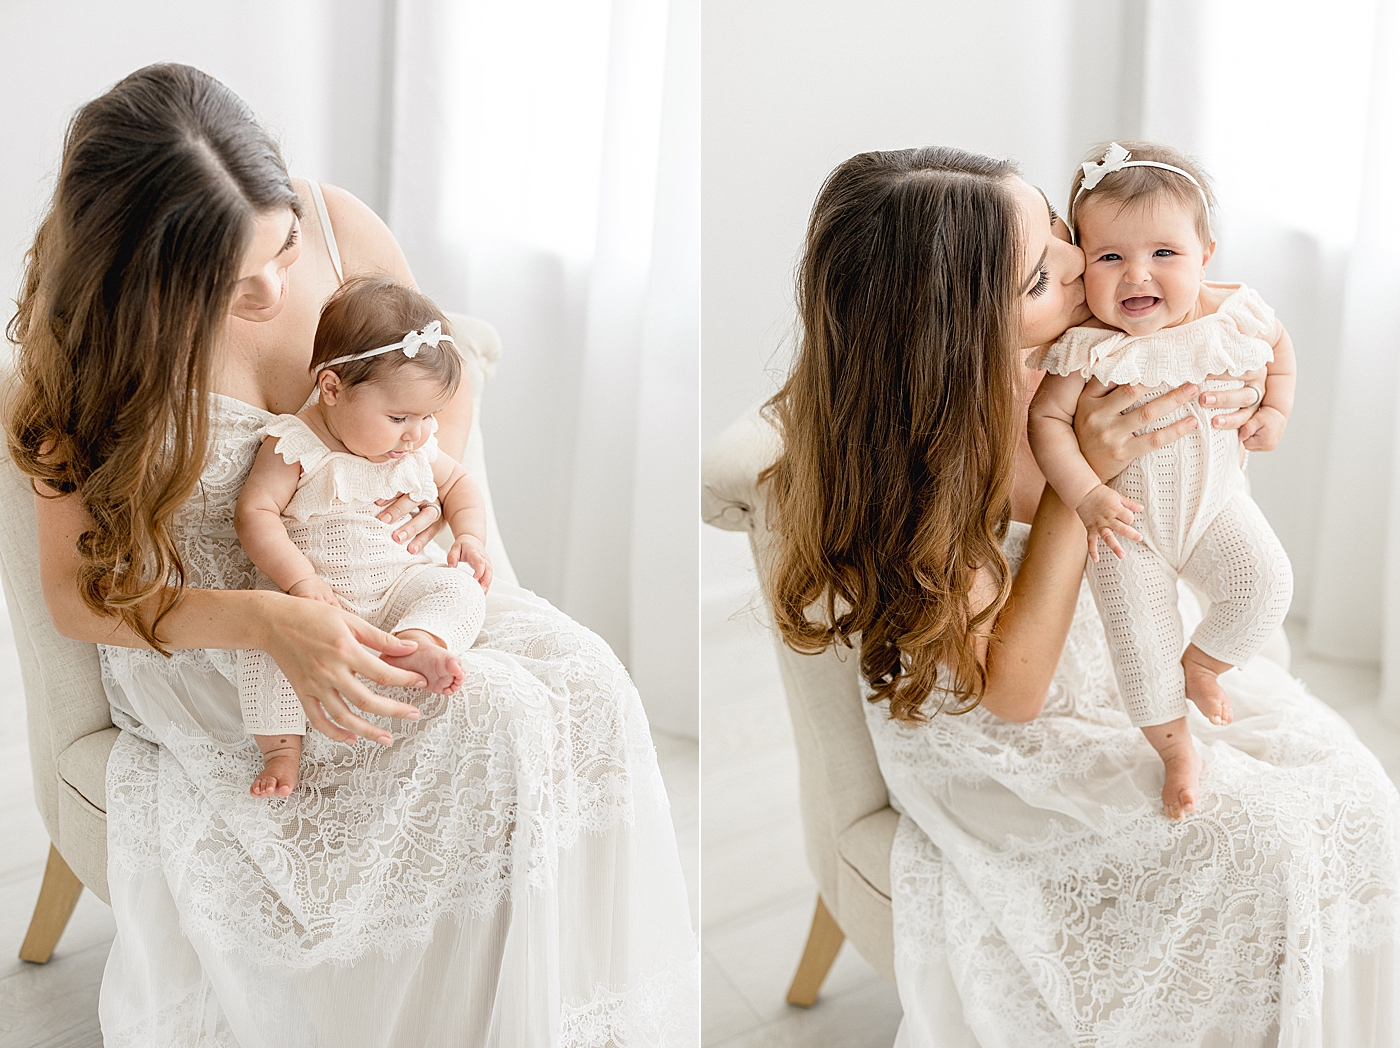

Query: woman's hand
[375,496,444,555]
[1199,366,1268,432]
[1074,380,1201,482]
[259,595,430,746]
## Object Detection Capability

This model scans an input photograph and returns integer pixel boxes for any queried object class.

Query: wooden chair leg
[786,894,845,1007]
[19,844,84,964]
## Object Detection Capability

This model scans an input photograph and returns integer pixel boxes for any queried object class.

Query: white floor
[0,588,699,1048]
[700,567,1400,1048]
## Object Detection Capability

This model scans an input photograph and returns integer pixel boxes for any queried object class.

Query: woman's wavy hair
[6,63,302,650]
[761,146,1025,722]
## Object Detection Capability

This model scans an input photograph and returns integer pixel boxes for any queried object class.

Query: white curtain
[381,0,698,735]
[1127,0,1400,718]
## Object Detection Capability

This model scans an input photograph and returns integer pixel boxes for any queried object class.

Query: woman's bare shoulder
[316,183,417,287]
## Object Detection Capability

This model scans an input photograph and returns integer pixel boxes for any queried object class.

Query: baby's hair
[310,276,462,395]
[1068,140,1216,249]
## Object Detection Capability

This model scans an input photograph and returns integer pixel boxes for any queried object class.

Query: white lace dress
[97,394,698,1047]
[864,522,1400,1048]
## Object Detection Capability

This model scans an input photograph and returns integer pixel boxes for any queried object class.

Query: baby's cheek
[1082,269,1115,320]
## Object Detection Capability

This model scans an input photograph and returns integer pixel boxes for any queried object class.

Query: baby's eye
[1153,249,1175,257]
[1098,253,1121,262]
[389,416,408,423]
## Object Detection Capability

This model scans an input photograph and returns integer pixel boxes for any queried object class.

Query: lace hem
[560,957,701,1048]
[1029,285,1276,387]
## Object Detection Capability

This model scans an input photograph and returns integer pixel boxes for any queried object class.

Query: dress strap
[307,181,344,285]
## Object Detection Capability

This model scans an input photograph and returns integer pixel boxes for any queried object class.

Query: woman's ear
[318,369,343,405]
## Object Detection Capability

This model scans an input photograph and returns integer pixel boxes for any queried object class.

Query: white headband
[1070,142,1211,237]
[315,320,455,374]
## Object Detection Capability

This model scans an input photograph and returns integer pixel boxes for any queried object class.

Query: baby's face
[320,371,452,462]
[1076,196,1213,336]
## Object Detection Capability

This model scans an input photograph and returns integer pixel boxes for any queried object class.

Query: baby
[234,276,493,798]
[1027,141,1296,820]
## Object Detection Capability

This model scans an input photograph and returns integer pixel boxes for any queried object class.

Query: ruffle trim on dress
[263,414,440,521]
[1028,285,1277,387]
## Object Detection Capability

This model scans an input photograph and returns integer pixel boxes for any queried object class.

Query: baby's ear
[1202,238,1218,267]
[318,369,343,404]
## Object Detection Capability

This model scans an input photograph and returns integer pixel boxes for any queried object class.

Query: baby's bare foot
[1141,717,1203,820]
[1182,644,1233,726]
[251,735,302,798]
[1159,745,1203,821]
[383,629,464,695]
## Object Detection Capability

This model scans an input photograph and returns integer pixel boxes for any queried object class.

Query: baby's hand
[287,576,340,607]
[1238,405,1288,452]
[1074,484,1144,562]
[448,535,493,593]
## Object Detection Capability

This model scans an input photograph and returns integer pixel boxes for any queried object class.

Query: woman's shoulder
[313,183,416,286]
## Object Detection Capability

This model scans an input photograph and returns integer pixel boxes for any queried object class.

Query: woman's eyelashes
[282,225,300,253]
[1027,265,1050,298]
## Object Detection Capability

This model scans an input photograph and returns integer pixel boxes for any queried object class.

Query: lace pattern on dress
[101,395,664,969]
[868,521,1400,1045]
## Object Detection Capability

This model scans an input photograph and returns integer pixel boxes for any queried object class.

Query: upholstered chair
[700,407,1293,1008]
[1,312,516,964]
[701,407,898,1003]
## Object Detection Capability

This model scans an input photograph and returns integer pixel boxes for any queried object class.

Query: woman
[9,64,696,1046]
[763,147,1400,1045]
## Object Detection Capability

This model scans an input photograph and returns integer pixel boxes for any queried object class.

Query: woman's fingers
[1127,413,1197,458]
[376,492,419,526]
[399,504,445,555]
[316,688,395,746]
[300,693,360,743]
[1127,382,1198,429]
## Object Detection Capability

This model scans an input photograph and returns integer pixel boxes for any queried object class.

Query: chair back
[701,409,892,936]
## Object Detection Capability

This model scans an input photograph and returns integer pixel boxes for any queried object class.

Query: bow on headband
[316,320,457,373]
[1080,142,1132,191]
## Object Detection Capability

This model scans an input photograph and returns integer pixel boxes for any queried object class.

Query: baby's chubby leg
[1140,718,1202,820]
[1180,495,1293,728]
[252,733,303,797]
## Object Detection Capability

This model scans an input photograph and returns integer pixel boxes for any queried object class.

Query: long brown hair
[6,63,302,650]
[762,146,1025,722]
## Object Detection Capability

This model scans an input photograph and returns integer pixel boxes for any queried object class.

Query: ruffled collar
[1027,284,1276,388]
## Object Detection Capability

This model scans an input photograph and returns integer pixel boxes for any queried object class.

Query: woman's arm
[36,485,429,744]
[973,485,1087,723]
[319,182,474,549]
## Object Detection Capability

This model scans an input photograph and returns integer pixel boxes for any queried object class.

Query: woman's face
[1010,177,1089,349]
[229,207,302,323]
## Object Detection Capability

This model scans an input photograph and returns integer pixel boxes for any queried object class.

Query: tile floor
[0,586,698,1048]
[700,543,1400,1048]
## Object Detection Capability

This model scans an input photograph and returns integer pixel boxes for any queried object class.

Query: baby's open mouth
[1119,295,1161,317]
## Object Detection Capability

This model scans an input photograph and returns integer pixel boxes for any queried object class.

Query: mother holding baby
[7,64,695,1046]
[763,146,1400,1044]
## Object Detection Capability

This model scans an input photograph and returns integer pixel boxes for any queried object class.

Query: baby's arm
[1028,372,1144,561]
[1238,321,1295,452]
[234,439,337,605]
[430,452,492,591]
